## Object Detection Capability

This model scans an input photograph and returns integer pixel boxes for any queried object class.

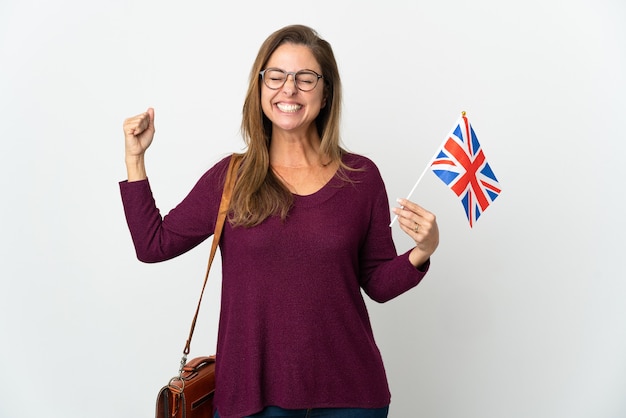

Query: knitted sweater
[119,153,429,418]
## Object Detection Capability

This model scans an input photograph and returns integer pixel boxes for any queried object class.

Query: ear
[321,96,328,109]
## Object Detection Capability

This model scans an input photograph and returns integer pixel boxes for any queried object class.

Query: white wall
[1,1,624,417]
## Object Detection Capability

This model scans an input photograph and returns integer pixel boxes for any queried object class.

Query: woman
[121,25,439,418]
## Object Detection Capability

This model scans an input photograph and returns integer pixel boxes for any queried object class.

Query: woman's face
[260,43,326,138]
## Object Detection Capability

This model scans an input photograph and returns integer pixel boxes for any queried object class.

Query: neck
[269,129,328,168]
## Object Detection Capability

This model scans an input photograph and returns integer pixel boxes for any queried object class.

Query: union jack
[431,114,501,227]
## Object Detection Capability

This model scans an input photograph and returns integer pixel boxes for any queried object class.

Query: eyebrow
[265,67,322,74]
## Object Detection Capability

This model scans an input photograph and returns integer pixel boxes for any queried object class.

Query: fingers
[392,198,440,267]
[146,107,155,130]
[123,108,156,158]
[393,198,434,231]
[392,198,439,243]
[123,108,155,137]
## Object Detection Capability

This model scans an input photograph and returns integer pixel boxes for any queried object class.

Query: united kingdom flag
[431,113,501,227]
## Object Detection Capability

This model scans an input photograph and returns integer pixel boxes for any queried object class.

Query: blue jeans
[214,405,389,417]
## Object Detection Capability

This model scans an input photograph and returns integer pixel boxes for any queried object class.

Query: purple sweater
[120,153,428,418]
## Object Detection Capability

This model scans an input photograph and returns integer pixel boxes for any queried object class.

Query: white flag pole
[389,111,466,227]
[389,150,439,227]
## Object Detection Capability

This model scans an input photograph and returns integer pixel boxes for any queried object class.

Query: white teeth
[277,103,302,113]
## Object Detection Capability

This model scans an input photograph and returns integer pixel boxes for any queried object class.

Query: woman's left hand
[392,198,439,269]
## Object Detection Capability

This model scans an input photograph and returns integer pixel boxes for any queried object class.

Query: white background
[1,1,625,417]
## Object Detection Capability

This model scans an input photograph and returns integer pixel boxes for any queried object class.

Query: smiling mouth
[277,103,303,113]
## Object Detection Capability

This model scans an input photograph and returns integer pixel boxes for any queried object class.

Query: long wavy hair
[229,25,345,227]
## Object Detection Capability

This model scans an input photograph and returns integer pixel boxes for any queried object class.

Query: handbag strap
[179,154,242,371]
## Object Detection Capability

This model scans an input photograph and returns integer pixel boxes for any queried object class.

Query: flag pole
[389,150,439,227]
[389,111,466,227]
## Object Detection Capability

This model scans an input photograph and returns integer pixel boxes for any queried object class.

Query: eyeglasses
[259,68,323,92]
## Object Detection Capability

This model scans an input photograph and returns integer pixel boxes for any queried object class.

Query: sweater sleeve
[119,156,230,263]
[356,159,430,303]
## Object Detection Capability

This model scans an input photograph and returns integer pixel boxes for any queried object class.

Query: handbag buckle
[168,376,185,394]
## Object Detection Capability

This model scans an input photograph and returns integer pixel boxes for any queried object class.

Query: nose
[282,73,298,95]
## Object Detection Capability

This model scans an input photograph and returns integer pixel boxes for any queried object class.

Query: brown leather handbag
[156,155,241,418]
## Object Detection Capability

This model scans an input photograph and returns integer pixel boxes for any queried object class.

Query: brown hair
[230,25,345,227]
